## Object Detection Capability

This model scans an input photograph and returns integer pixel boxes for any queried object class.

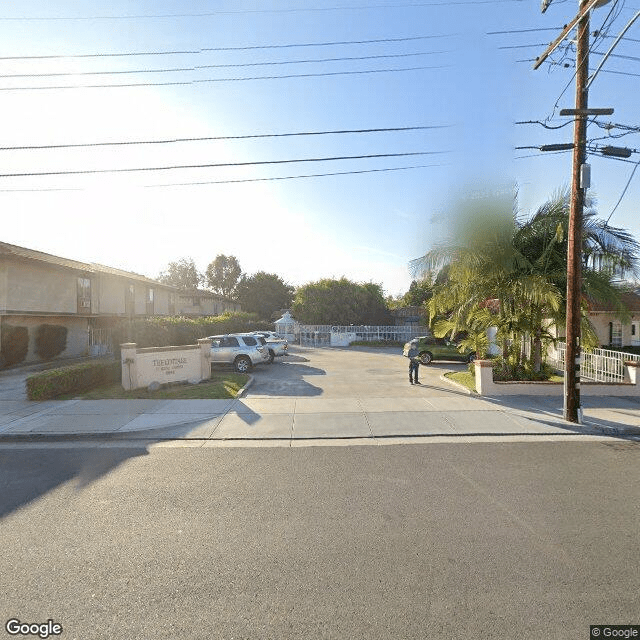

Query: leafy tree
[411,189,639,373]
[158,257,202,289]
[292,278,392,325]
[402,277,435,307]
[236,272,295,320]
[205,255,243,299]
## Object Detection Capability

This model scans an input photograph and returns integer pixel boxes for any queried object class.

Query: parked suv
[403,336,475,365]
[208,333,270,373]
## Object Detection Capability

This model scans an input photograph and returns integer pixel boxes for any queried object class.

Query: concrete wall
[474,359,640,397]
[5,260,79,314]
[120,339,211,390]
[2,315,90,363]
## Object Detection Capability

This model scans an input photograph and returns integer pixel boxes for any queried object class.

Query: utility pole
[534,0,611,423]
[563,2,590,423]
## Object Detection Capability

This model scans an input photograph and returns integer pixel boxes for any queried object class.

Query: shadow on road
[0,446,150,519]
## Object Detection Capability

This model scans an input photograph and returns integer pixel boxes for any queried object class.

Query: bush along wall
[35,324,68,360]
[1,325,29,368]
[111,312,272,357]
[26,360,121,400]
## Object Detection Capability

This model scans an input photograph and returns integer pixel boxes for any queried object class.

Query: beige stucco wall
[2,315,90,363]
[5,260,80,314]
[590,312,640,347]
[0,260,7,312]
[177,295,239,316]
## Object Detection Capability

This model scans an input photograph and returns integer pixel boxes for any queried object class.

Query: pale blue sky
[1,0,639,297]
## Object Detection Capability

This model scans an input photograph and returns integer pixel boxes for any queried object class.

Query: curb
[236,374,254,398]
[439,373,473,395]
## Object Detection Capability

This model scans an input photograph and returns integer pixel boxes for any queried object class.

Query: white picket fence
[550,342,640,382]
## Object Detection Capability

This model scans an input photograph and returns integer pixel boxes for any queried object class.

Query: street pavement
[0,346,639,443]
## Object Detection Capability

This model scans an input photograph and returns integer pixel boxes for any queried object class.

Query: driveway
[248,345,470,398]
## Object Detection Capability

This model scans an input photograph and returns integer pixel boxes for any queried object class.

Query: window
[632,324,637,337]
[146,288,154,315]
[243,336,257,346]
[610,322,623,347]
[125,284,135,316]
[220,337,239,348]
[77,277,91,312]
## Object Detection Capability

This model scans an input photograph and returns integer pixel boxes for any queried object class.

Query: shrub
[111,312,271,355]
[35,324,68,360]
[490,355,556,382]
[1,325,29,367]
[26,360,121,400]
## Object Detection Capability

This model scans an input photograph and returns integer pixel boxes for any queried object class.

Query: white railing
[552,341,640,382]
[298,325,429,346]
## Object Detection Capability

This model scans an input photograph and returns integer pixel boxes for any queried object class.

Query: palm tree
[411,189,639,373]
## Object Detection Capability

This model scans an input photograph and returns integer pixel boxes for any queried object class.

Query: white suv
[208,333,270,373]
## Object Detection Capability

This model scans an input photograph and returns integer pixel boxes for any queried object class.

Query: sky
[1,0,639,298]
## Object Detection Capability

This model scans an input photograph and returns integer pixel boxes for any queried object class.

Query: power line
[145,163,447,188]
[0,65,447,91]
[487,27,562,34]
[0,1,525,21]
[0,51,449,80]
[606,159,640,223]
[0,34,455,61]
[0,125,448,152]
[0,150,450,178]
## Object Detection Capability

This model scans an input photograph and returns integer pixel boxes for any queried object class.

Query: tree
[158,258,202,289]
[402,277,435,308]
[205,255,242,299]
[236,272,294,320]
[411,189,639,373]
[292,278,392,325]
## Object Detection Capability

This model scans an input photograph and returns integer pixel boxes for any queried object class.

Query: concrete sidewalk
[0,390,639,443]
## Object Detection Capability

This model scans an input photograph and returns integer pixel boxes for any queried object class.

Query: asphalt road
[1,441,639,640]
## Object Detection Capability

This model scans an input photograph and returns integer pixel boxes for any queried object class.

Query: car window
[210,338,222,348]
[256,337,267,345]
[243,336,257,346]
[221,337,239,347]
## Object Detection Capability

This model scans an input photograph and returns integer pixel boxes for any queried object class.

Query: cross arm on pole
[533,0,601,70]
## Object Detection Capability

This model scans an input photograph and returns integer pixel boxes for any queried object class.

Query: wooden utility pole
[534,0,601,423]
[563,2,591,422]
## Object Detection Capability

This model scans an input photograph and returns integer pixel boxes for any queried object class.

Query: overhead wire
[0,50,449,79]
[0,150,451,179]
[0,64,448,91]
[0,1,526,21]
[0,125,449,152]
[144,163,448,188]
[0,34,456,60]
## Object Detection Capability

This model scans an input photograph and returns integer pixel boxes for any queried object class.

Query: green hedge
[111,312,273,357]
[26,360,121,400]
[35,324,68,360]
[1,325,29,367]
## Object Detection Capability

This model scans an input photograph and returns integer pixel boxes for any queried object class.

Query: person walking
[405,340,421,385]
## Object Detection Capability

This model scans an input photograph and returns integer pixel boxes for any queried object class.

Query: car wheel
[268,349,275,364]
[419,351,433,365]
[234,355,252,373]
[467,352,476,363]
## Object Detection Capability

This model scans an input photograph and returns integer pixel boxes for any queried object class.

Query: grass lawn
[62,371,249,400]
[445,371,476,393]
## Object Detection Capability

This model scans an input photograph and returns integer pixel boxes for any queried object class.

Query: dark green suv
[403,336,475,365]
